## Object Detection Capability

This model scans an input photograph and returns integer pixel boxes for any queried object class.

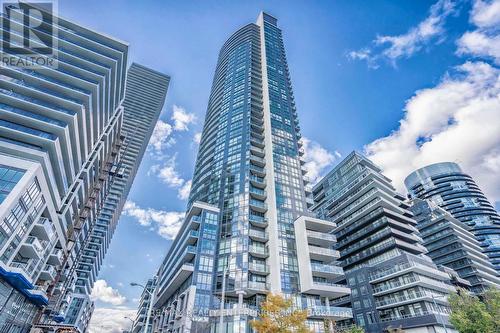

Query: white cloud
[90,280,126,306]
[365,61,500,202]
[158,164,184,187]
[302,137,340,184]
[470,0,500,29]
[148,120,173,152]
[457,0,500,64]
[178,179,192,200]
[123,201,185,240]
[349,0,456,66]
[172,105,196,131]
[193,132,202,144]
[88,307,136,333]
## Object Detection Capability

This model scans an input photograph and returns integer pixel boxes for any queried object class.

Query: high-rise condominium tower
[0,3,127,332]
[0,4,168,332]
[152,12,351,333]
[410,199,500,294]
[405,162,500,272]
[313,152,457,333]
[61,64,170,330]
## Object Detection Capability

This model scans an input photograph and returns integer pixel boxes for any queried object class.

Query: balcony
[249,187,267,200]
[190,215,201,228]
[249,199,267,213]
[330,295,351,306]
[311,263,344,278]
[39,264,57,281]
[250,175,266,189]
[250,154,266,167]
[19,236,44,259]
[375,291,448,309]
[248,281,269,292]
[249,215,268,228]
[248,263,270,275]
[249,164,266,176]
[183,245,197,261]
[308,246,340,261]
[250,137,265,149]
[306,230,336,247]
[31,218,54,241]
[250,145,265,158]
[249,229,268,242]
[47,248,64,266]
[369,261,449,283]
[249,245,269,258]
[187,230,199,245]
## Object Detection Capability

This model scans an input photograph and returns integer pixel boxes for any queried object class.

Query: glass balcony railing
[248,281,269,290]
[311,263,344,275]
[248,263,269,273]
[249,245,268,256]
[306,230,336,242]
[249,229,268,240]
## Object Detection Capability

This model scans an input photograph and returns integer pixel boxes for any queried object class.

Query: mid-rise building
[151,12,352,333]
[405,162,500,272]
[132,278,156,333]
[410,199,500,294]
[62,63,170,331]
[313,152,457,333]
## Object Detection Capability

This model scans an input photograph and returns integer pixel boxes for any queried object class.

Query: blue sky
[57,1,500,331]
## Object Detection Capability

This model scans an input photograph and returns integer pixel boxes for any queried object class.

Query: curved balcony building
[405,162,500,272]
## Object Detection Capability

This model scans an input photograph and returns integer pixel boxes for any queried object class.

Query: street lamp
[124,316,134,333]
[130,281,155,333]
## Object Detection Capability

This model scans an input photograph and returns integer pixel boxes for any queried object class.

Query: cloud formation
[365,61,500,202]
[457,0,500,64]
[149,156,192,200]
[302,137,340,184]
[348,0,456,67]
[148,120,173,152]
[172,105,196,131]
[90,280,126,306]
[178,180,192,200]
[88,307,136,333]
[123,201,185,239]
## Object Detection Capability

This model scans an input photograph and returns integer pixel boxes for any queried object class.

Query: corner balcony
[249,245,269,258]
[369,261,450,283]
[250,164,266,177]
[311,263,344,279]
[248,262,270,275]
[307,305,352,320]
[249,215,268,228]
[183,245,197,261]
[306,230,337,247]
[249,199,268,213]
[249,187,267,200]
[250,154,266,167]
[301,280,351,299]
[155,263,195,306]
[249,229,268,242]
[19,236,44,259]
[47,248,64,266]
[250,145,265,158]
[308,246,340,261]
[250,175,266,189]
[247,281,269,294]
[31,218,55,241]
[250,137,265,149]
[39,264,57,281]
[187,230,199,245]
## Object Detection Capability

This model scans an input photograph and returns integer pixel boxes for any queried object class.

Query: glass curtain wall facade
[313,152,457,333]
[0,3,129,332]
[410,199,500,294]
[405,162,500,273]
[152,12,351,333]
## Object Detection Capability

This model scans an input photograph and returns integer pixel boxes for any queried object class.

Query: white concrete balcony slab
[19,236,44,259]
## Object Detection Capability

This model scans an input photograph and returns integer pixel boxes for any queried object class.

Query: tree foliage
[343,326,365,333]
[250,293,311,333]
[448,288,500,333]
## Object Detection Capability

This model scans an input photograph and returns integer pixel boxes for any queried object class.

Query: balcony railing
[249,229,268,240]
[248,281,269,290]
[311,263,344,275]
[248,263,269,274]
[306,230,336,242]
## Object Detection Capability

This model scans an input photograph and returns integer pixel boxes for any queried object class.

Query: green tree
[448,288,499,333]
[344,326,365,333]
[250,293,311,333]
